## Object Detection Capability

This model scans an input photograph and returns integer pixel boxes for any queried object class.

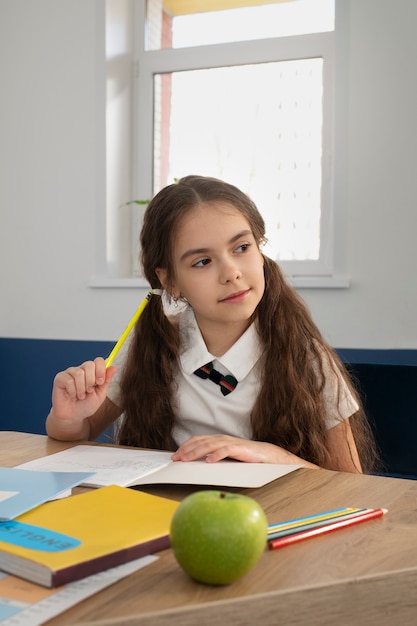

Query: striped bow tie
[194,362,238,396]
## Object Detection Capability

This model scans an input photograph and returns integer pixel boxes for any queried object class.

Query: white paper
[17,446,173,487]
[17,445,301,488]
[0,494,17,504]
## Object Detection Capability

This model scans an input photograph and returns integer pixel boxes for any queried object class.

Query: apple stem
[220,492,226,499]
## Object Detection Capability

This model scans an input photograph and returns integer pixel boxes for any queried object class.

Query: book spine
[51,535,171,588]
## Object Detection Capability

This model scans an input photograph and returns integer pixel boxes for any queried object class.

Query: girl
[46,175,378,473]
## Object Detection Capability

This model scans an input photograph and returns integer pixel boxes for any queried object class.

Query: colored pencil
[106,290,153,367]
[267,507,360,535]
[268,508,388,550]
[267,508,370,540]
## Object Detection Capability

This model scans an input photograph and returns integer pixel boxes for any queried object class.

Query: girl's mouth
[219,289,250,303]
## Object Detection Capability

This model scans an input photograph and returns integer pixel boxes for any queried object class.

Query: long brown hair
[118,175,377,472]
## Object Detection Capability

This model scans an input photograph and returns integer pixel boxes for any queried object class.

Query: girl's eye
[235,242,250,253]
[193,257,211,268]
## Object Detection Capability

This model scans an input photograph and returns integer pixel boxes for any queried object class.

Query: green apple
[170,490,268,585]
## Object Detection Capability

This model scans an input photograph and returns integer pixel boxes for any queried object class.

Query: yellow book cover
[0,485,179,588]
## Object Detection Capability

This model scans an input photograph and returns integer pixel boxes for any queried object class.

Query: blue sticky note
[0,520,80,552]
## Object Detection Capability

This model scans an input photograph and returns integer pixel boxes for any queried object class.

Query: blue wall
[1,338,417,438]
[336,348,417,365]
[0,338,113,438]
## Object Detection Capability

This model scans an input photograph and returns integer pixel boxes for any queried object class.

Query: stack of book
[0,466,179,588]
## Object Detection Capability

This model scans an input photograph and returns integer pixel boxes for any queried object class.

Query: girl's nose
[220,259,242,284]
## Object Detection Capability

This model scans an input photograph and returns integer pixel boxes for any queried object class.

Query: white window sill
[89,276,350,290]
[89,277,149,289]
[289,275,350,289]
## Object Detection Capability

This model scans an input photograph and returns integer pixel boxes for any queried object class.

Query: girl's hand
[50,358,116,424]
[171,434,316,467]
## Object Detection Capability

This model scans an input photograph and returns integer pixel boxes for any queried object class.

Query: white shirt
[171,306,264,445]
[107,306,358,447]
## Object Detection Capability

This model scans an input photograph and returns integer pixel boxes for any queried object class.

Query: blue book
[0,467,95,520]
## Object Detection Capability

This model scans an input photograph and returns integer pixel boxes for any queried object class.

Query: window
[155,60,324,262]
[96,0,349,288]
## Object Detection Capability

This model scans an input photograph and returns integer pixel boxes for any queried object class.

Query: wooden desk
[1,431,417,626]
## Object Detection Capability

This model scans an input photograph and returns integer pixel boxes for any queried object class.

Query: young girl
[46,175,378,473]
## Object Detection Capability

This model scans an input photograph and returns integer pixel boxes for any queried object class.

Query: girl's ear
[155,267,181,299]
[154,267,167,290]
[155,267,180,299]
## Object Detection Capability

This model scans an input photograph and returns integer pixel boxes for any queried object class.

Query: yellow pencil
[105,290,154,367]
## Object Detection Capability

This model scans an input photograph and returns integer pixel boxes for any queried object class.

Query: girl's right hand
[51,358,116,424]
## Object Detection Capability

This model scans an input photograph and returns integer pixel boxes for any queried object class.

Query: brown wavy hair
[118,175,378,472]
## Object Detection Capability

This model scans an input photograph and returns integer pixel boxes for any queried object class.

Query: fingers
[172,435,291,464]
[53,358,111,401]
[172,435,253,463]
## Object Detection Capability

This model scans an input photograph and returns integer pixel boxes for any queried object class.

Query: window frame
[91,0,349,289]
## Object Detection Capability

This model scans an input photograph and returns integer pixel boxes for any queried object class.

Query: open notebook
[17,445,302,489]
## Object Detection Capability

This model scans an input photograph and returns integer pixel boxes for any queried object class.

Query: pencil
[267,508,371,540]
[268,508,388,550]
[267,507,360,535]
[105,290,153,367]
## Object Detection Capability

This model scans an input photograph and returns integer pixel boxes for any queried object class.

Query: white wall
[1,0,416,348]
[306,0,417,348]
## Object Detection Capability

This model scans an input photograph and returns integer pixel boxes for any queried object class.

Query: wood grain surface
[2,431,416,626]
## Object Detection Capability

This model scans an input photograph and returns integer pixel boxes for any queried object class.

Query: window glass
[146,0,334,51]
[154,58,323,261]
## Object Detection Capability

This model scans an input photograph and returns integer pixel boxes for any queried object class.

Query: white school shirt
[107,306,358,447]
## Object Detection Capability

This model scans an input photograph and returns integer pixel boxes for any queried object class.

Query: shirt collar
[178,306,264,381]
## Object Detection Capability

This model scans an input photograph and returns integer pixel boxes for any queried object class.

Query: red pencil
[268,508,387,550]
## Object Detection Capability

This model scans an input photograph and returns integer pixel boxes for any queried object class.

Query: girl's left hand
[171,434,316,466]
